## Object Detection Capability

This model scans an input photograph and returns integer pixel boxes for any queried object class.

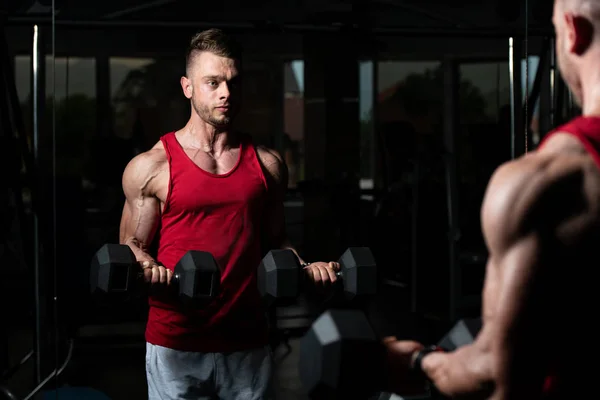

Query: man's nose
[219,82,231,99]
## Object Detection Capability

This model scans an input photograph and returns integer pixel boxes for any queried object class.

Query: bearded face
[183,51,242,128]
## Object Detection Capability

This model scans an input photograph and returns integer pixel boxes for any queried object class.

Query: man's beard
[193,99,235,128]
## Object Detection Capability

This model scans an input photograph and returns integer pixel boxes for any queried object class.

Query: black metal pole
[443,58,460,322]
[509,37,517,158]
[509,37,525,159]
[410,159,419,314]
[32,23,45,386]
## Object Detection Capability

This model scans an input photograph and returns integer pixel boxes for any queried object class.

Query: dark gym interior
[1,0,572,399]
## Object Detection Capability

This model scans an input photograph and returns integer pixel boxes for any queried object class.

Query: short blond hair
[185,29,242,73]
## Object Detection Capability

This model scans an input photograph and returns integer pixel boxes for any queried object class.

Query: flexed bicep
[119,151,165,263]
[119,191,160,251]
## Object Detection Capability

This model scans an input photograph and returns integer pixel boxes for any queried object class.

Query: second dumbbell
[299,309,481,399]
[257,247,378,306]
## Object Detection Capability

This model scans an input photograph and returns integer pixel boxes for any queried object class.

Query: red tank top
[145,131,271,352]
[538,116,600,398]
[540,116,600,169]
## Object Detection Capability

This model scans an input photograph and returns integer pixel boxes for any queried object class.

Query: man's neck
[580,50,600,117]
[181,116,236,157]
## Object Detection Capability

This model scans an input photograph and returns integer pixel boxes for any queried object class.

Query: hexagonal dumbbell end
[173,251,221,306]
[299,309,384,399]
[90,243,137,295]
[438,317,481,351]
[257,249,300,306]
[338,247,378,301]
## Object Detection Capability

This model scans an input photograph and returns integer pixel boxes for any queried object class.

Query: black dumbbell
[89,243,221,306]
[257,247,378,306]
[298,309,481,399]
[437,317,481,351]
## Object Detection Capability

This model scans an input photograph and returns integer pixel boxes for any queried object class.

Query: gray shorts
[145,342,275,400]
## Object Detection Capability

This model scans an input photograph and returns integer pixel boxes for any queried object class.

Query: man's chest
[182,147,241,175]
[151,165,267,215]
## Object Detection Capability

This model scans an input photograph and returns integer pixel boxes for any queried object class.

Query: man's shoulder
[254,145,286,184]
[129,142,167,168]
[482,150,600,248]
[122,142,168,188]
[234,132,283,166]
[255,145,284,166]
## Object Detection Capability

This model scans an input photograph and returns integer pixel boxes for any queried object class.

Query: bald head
[553,0,600,54]
[554,0,600,111]
[556,0,600,22]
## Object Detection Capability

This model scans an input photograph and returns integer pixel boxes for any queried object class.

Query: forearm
[119,198,160,267]
[121,236,156,265]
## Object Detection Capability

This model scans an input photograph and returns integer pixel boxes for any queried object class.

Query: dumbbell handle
[136,269,181,286]
[302,262,344,278]
[301,269,343,281]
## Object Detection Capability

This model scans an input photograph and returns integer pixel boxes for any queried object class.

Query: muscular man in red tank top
[382,1,600,399]
[119,29,339,399]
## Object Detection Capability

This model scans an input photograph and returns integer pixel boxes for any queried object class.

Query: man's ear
[565,13,594,55]
[181,76,192,99]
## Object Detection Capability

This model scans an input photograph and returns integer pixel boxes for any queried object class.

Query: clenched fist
[304,261,340,288]
[141,260,173,289]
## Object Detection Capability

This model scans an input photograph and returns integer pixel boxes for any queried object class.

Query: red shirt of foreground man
[382,1,600,399]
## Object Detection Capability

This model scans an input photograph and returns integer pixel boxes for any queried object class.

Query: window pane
[283,60,304,189]
[460,62,510,124]
[100,57,185,215]
[111,58,155,99]
[457,61,511,253]
[15,55,30,106]
[14,55,31,139]
[49,57,96,101]
[233,60,279,147]
[46,57,97,174]
[374,61,445,288]
[377,61,443,187]
[110,57,192,151]
[359,61,374,189]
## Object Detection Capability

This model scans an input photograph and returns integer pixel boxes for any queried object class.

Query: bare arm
[420,154,590,398]
[257,146,307,265]
[119,150,164,266]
